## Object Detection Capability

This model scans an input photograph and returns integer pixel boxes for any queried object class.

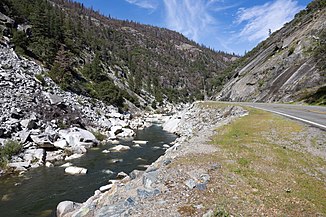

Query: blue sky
[75,0,312,55]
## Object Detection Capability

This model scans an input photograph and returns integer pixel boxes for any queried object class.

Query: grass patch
[214,207,230,217]
[209,108,326,215]
[196,101,231,110]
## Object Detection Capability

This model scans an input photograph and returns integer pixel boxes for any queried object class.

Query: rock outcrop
[217,5,325,103]
[0,44,151,173]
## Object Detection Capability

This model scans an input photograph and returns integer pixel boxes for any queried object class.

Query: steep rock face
[217,4,325,103]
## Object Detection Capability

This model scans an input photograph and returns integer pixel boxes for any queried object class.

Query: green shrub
[288,46,295,56]
[0,140,22,168]
[92,130,107,142]
[35,73,46,86]
[151,100,157,109]
[214,208,230,217]
[313,29,326,71]
[57,120,69,129]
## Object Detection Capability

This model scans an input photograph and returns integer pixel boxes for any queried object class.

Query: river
[0,124,177,217]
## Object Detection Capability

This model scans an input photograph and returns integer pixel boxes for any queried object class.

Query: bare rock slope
[217,3,325,103]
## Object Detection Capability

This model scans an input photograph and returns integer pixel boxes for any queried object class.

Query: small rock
[137,188,160,198]
[45,162,54,167]
[20,119,37,129]
[99,184,113,193]
[54,140,68,149]
[163,158,172,166]
[111,126,123,135]
[163,144,170,148]
[129,170,144,180]
[132,140,148,145]
[30,134,54,148]
[202,209,214,217]
[56,201,80,217]
[110,140,120,145]
[200,174,210,183]
[116,171,128,179]
[109,158,123,164]
[102,149,110,154]
[60,162,73,168]
[46,150,64,162]
[102,169,114,175]
[196,183,207,191]
[185,179,196,189]
[18,130,30,144]
[8,161,30,169]
[44,92,63,105]
[210,163,221,171]
[143,170,158,188]
[65,153,84,161]
[125,197,135,206]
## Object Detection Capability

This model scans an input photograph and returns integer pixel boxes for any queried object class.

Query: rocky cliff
[217,1,325,104]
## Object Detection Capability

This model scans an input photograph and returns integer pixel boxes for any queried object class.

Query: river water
[0,125,177,217]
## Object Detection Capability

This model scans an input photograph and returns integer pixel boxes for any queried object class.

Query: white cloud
[163,0,217,41]
[236,0,303,42]
[125,0,158,10]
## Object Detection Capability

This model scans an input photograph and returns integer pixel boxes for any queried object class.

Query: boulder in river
[60,162,73,168]
[102,149,110,154]
[65,153,84,161]
[110,140,120,145]
[110,145,130,152]
[59,127,99,148]
[65,166,87,175]
[132,140,148,145]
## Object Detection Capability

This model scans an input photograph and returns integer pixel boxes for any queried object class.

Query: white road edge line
[249,106,326,130]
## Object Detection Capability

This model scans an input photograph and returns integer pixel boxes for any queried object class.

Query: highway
[239,102,326,130]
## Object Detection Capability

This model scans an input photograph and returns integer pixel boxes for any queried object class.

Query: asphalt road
[238,102,326,130]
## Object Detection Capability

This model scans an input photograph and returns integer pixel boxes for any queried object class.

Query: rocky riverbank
[0,44,161,175]
[56,102,247,217]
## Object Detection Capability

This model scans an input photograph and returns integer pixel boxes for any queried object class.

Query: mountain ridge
[0,0,236,110]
